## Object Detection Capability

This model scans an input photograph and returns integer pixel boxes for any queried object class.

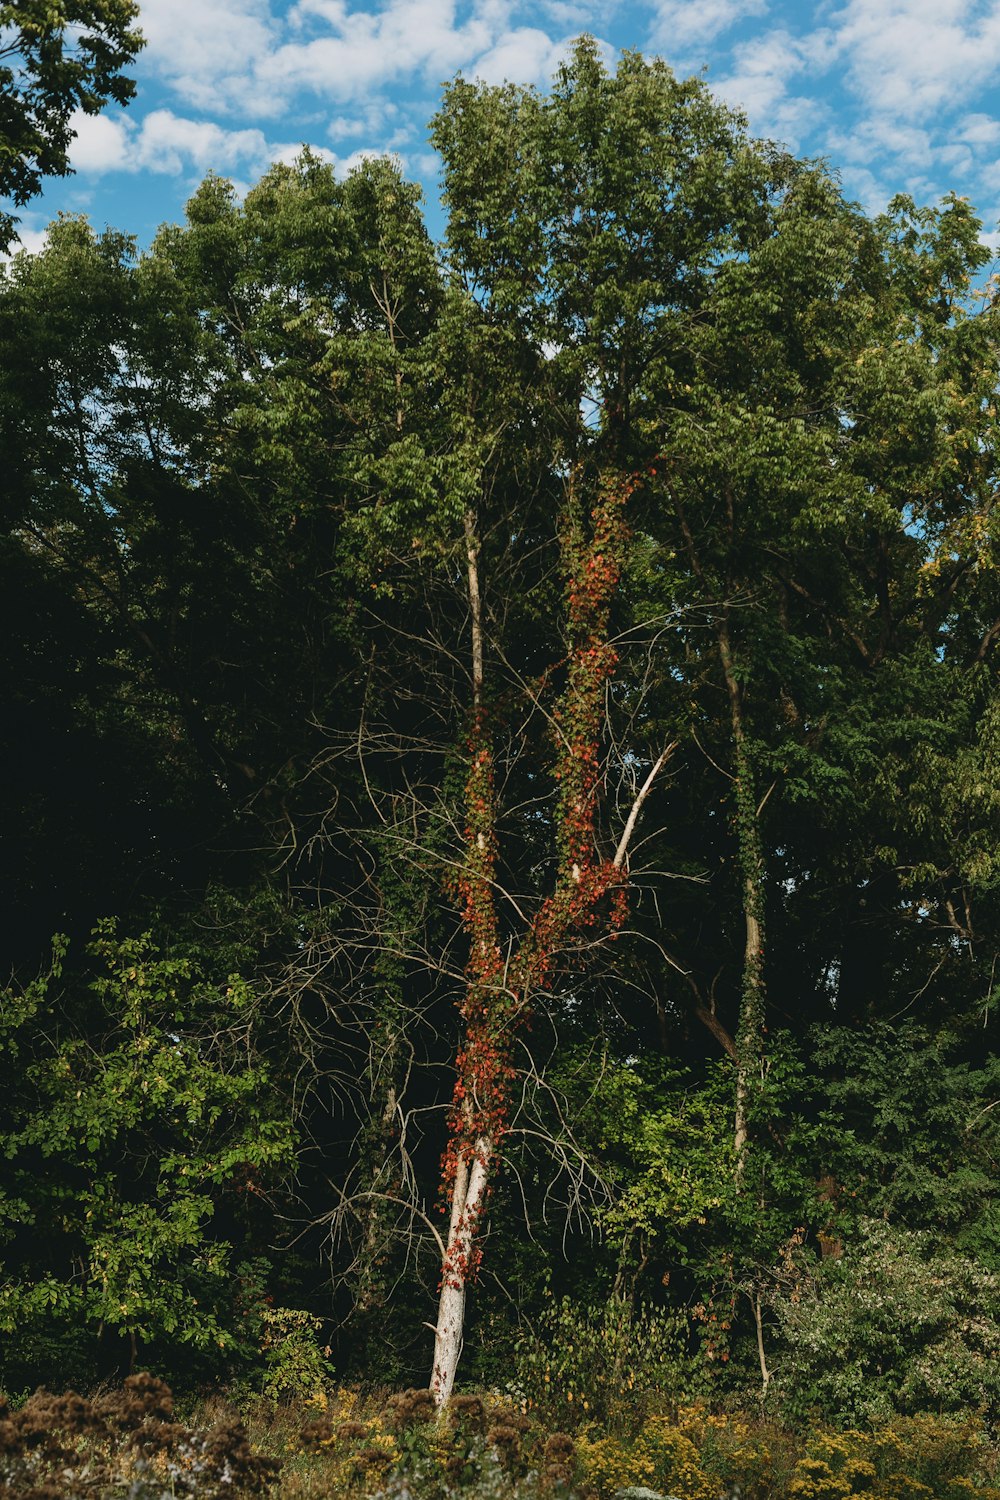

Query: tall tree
[422,39,806,1396]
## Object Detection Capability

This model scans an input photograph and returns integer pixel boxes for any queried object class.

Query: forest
[3,21,1000,1500]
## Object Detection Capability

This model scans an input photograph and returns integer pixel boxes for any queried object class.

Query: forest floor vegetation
[2,1375,999,1500]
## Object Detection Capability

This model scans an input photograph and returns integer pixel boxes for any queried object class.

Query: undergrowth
[3,1377,1000,1498]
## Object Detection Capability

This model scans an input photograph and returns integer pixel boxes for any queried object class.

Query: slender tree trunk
[355,1052,400,1317]
[430,475,661,1402]
[752,1292,771,1400]
[717,616,767,1167]
[431,509,499,1403]
[432,1133,492,1402]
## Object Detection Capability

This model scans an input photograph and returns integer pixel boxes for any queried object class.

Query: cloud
[541,0,618,24]
[68,106,396,186]
[711,29,821,147]
[69,108,290,184]
[337,146,395,174]
[647,0,767,56]
[261,0,498,101]
[4,224,49,261]
[135,111,273,174]
[824,115,934,170]
[129,0,584,116]
[69,112,131,172]
[327,114,368,139]
[828,0,1000,120]
[134,0,282,114]
[17,227,49,254]
[470,27,575,85]
[70,108,290,178]
[956,111,1000,148]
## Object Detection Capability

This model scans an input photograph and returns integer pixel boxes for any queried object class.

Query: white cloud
[69,112,131,172]
[828,0,1000,120]
[17,227,49,254]
[134,0,281,114]
[836,163,897,215]
[69,108,306,179]
[825,116,934,170]
[130,0,584,116]
[328,114,367,139]
[134,111,273,174]
[712,29,820,147]
[938,142,975,172]
[68,105,397,185]
[337,146,395,175]
[470,27,572,85]
[260,0,498,101]
[957,111,1000,148]
[541,0,617,24]
[647,0,767,56]
[271,141,402,178]
[3,224,50,262]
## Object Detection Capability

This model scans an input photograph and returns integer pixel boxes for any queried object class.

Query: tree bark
[430,508,497,1403]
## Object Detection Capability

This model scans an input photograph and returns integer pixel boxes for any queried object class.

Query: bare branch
[613,742,677,869]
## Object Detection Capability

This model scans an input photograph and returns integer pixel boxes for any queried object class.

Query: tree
[421,40,800,1398]
[0,0,142,249]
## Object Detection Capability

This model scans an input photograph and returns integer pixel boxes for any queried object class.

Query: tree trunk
[431,1133,492,1403]
[430,509,498,1403]
[718,616,767,1167]
[429,475,653,1402]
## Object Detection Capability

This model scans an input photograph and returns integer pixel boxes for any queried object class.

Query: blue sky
[15,0,1000,254]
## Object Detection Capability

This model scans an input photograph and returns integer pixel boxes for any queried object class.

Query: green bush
[772,1218,1000,1425]
[0,924,296,1392]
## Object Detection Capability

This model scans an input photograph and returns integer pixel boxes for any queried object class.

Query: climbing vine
[440,469,641,1281]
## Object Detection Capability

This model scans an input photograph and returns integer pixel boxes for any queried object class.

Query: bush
[771,1219,1000,1425]
[786,1418,1000,1500]
[513,1292,700,1431]
[576,1416,716,1499]
[0,926,297,1394]
[256,1306,334,1405]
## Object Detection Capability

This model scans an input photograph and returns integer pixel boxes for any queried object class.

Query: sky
[13,0,1000,255]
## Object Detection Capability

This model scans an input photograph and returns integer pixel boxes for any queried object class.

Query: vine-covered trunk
[432,1131,492,1402]
[431,510,503,1403]
[430,475,661,1402]
[718,616,767,1166]
[355,1030,401,1319]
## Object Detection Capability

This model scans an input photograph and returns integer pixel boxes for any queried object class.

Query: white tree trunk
[430,1135,492,1404]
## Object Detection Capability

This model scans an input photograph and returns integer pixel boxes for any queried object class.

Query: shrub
[674,1405,794,1500]
[256,1306,334,1405]
[0,926,297,1394]
[787,1418,1000,1500]
[771,1219,1000,1426]
[514,1292,699,1431]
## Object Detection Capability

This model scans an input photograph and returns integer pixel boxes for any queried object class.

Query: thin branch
[613,742,677,869]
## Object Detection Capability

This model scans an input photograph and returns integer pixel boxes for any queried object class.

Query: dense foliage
[0,0,143,249]
[2,36,1000,1457]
